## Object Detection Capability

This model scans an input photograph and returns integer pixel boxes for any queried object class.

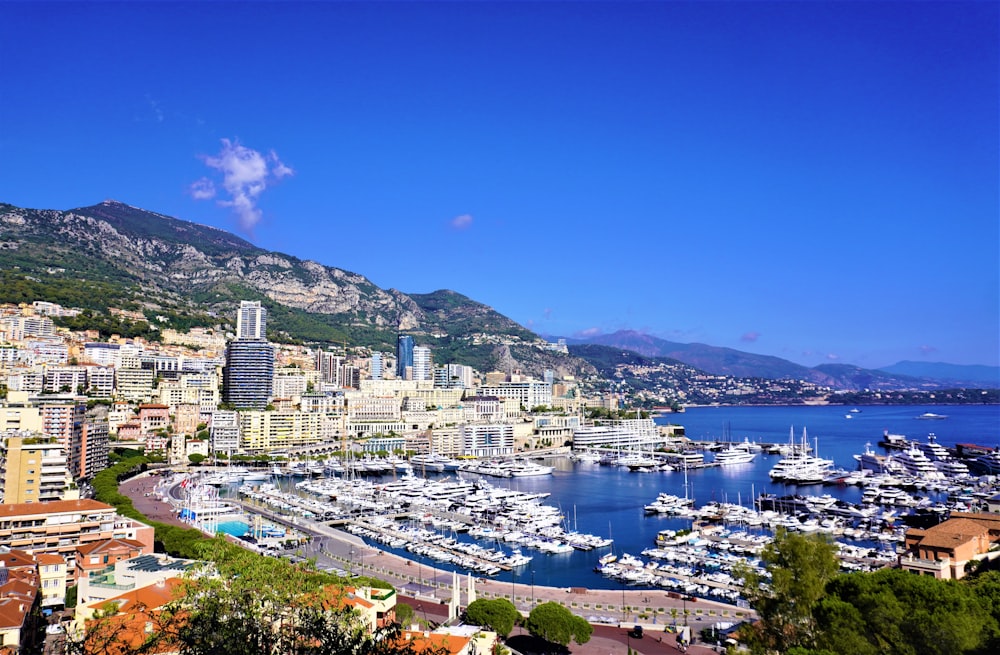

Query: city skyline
[1,2,996,369]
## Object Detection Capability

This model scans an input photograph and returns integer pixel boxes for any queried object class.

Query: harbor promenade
[121,470,748,654]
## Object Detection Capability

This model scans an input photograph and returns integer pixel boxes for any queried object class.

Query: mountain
[878,361,1000,388]
[559,330,997,391]
[558,330,818,379]
[0,200,594,379]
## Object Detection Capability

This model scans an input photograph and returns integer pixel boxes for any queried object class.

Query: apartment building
[114,368,155,402]
[43,365,88,394]
[461,423,515,457]
[209,410,239,454]
[80,420,109,479]
[1,435,77,504]
[0,499,154,577]
[477,381,553,410]
[238,410,324,454]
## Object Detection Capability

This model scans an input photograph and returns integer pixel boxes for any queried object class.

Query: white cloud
[193,139,294,232]
[188,178,216,200]
[450,213,473,230]
[741,331,761,343]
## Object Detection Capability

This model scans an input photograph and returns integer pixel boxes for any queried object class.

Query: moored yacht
[893,446,946,480]
[854,443,904,474]
[915,433,951,461]
[714,446,756,466]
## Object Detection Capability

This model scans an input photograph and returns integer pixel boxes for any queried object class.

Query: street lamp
[511,568,517,608]
[530,569,535,608]
[621,578,627,622]
[349,546,354,576]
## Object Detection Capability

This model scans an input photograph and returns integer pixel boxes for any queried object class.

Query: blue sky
[2,1,997,368]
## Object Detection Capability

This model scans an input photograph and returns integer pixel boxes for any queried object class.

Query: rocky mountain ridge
[0,200,591,379]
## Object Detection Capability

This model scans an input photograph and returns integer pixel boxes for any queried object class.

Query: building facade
[395,335,414,379]
[223,340,275,410]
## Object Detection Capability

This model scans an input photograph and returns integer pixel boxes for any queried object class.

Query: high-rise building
[370,353,384,380]
[412,346,432,381]
[223,302,275,410]
[39,400,86,479]
[222,340,274,410]
[236,301,267,340]
[396,335,414,378]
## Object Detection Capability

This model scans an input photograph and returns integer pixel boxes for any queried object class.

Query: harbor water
[276,404,1000,590]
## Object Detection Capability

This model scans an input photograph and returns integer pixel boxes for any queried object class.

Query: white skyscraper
[236,301,266,340]
[412,346,432,381]
[370,352,384,380]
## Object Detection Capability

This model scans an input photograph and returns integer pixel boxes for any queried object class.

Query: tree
[738,528,839,654]
[524,602,592,647]
[395,602,415,628]
[464,598,519,638]
[188,453,206,465]
[809,568,998,655]
[70,537,446,655]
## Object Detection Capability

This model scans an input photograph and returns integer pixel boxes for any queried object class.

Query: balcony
[900,554,950,577]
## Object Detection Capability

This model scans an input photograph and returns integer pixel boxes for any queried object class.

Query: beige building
[238,410,325,453]
[900,512,1000,580]
[1,435,77,504]
[0,392,42,433]
[114,367,155,402]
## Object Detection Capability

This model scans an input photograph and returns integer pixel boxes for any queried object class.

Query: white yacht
[410,454,447,472]
[669,451,705,468]
[768,428,833,484]
[893,446,946,480]
[854,443,904,474]
[934,458,970,477]
[714,446,756,466]
[915,433,950,461]
[499,461,554,477]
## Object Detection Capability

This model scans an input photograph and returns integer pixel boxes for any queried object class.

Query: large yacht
[499,460,555,477]
[713,446,756,466]
[915,433,951,461]
[893,446,946,480]
[768,427,833,484]
[854,443,904,474]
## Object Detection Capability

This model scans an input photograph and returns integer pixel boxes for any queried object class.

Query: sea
[278,404,1000,591]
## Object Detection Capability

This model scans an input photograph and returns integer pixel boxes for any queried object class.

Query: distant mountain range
[553,330,999,391]
[0,200,993,392]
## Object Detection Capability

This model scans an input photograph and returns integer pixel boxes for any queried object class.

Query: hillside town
[0,299,998,655]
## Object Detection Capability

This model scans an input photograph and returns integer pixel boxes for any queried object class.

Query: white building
[461,423,515,457]
[209,410,240,454]
[571,418,660,450]
[477,381,552,410]
[236,301,267,340]
[412,346,432,382]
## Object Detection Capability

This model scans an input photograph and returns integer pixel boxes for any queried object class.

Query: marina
[177,404,997,600]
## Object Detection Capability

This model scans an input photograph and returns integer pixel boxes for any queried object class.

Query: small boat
[916,412,948,420]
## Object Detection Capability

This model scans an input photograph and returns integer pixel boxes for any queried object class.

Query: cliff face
[0,200,419,325]
[0,200,597,379]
